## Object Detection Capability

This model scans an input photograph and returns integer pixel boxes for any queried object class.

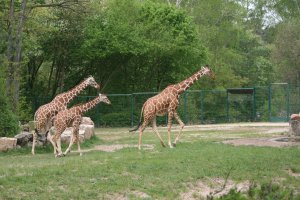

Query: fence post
[252,88,256,121]
[287,83,290,120]
[226,90,229,122]
[268,84,271,122]
[131,94,134,127]
[96,96,101,127]
[200,90,204,124]
[184,91,188,124]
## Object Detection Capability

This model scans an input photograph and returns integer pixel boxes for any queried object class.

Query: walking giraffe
[32,76,100,155]
[130,65,215,150]
[51,93,111,157]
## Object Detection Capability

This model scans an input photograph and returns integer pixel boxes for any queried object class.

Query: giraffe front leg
[31,131,37,155]
[167,111,174,148]
[47,127,58,155]
[56,138,63,157]
[64,130,76,156]
[173,112,185,147]
[51,135,59,157]
[74,128,82,156]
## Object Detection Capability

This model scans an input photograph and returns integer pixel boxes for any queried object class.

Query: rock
[60,123,94,143]
[290,120,300,136]
[12,117,95,147]
[291,114,300,120]
[80,124,94,140]
[14,132,33,146]
[81,117,94,125]
[0,137,17,152]
[60,127,85,143]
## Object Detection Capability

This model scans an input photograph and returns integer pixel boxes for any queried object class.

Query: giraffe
[31,76,100,155]
[51,93,111,157]
[130,65,215,150]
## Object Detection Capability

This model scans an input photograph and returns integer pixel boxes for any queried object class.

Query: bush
[213,182,297,200]
[0,80,19,137]
[98,112,131,127]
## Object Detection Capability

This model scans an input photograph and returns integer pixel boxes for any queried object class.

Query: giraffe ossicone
[130,65,215,150]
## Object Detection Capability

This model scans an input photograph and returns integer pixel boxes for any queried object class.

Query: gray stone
[81,117,94,125]
[0,137,17,151]
[290,120,300,136]
[14,132,33,146]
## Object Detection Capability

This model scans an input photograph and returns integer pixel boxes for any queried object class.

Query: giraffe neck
[62,80,89,104]
[175,68,207,94]
[77,96,101,113]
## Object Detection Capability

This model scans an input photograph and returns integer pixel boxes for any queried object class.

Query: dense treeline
[0,0,299,132]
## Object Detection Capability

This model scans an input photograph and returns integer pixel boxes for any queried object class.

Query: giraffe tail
[129,121,142,132]
[129,103,145,132]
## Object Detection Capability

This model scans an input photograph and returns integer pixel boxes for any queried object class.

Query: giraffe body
[131,66,215,150]
[51,94,111,157]
[31,76,100,155]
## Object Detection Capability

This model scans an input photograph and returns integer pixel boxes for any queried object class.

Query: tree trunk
[12,0,27,110]
[6,0,15,100]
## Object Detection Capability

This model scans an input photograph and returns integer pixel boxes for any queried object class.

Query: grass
[0,126,300,199]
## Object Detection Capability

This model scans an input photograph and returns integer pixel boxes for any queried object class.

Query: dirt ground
[82,122,300,199]
[87,122,300,152]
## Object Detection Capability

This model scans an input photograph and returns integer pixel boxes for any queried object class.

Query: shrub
[0,80,19,137]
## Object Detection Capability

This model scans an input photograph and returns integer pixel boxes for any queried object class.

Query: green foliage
[17,96,33,123]
[272,19,300,84]
[2,0,299,123]
[81,0,207,93]
[214,182,296,200]
[0,70,19,137]
[100,112,131,127]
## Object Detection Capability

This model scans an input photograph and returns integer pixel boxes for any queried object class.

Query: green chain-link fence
[30,83,300,127]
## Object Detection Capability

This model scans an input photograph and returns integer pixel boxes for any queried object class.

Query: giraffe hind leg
[138,119,150,150]
[167,111,174,148]
[152,116,166,147]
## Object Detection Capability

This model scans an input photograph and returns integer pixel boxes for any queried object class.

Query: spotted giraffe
[130,65,215,150]
[32,76,100,155]
[51,93,111,157]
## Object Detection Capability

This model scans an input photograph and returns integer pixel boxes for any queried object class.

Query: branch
[28,0,87,9]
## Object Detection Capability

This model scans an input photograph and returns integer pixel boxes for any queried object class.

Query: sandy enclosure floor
[87,122,299,152]
[76,122,300,199]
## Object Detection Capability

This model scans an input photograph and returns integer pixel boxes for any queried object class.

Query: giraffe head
[99,93,111,105]
[86,76,101,89]
[201,65,215,80]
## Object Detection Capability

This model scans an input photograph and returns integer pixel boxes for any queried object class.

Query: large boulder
[60,117,95,143]
[81,117,94,126]
[15,117,95,146]
[61,117,95,143]
[14,132,33,146]
[0,137,17,152]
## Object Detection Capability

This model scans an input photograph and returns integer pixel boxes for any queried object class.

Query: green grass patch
[0,128,300,199]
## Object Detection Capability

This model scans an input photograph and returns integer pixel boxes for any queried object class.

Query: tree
[0,66,19,137]
[272,20,300,83]
[80,0,207,93]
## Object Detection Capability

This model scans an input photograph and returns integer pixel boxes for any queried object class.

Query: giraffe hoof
[172,142,177,147]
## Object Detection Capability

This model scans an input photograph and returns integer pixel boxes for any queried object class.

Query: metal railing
[30,83,300,127]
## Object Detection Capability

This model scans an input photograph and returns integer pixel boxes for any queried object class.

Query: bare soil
[180,178,251,200]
